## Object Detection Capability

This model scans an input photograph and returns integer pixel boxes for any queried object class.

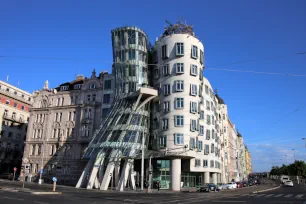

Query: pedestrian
[156,180,160,191]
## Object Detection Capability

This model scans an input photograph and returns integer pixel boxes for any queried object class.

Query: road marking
[34,201,49,204]
[274,194,284,197]
[240,194,249,196]
[3,196,24,201]
[255,194,265,197]
[212,201,246,203]
[284,194,293,197]
[296,194,304,198]
[265,194,275,197]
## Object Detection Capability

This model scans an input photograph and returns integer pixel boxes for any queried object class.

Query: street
[1,179,305,203]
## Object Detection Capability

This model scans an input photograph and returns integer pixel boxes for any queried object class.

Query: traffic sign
[13,167,17,172]
[52,177,57,182]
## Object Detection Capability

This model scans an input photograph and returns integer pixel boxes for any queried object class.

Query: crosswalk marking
[295,194,304,198]
[274,194,284,197]
[284,194,293,197]
[264,194,275,197]
[256,194,265,197]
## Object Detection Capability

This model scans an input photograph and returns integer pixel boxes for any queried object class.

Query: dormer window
[89,83,96,89]
[61,86,69,91]
[74,84,82,89]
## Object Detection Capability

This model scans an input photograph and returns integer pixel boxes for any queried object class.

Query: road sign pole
[13,171,15,182]
[53,182,56,192]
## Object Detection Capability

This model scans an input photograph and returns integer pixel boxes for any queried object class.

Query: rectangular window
[205,85,209,94]
[207,115,211,125]
[163,84,171,96]
[174,115,184,127]
[104,80,112,89]
[92,94,96,101]
[206,129,210,140]
[68,112,72,121]
[14,102,17,108]
[154,69,160,79]
[161,44,168,59]
[212,129,215,139]
[159,136,167,148]
[174,98,184,109]
[163,101,170,112]
[190,64,198,76]
[204,145,209,155]
[129,65,136,76]
[210,160,214,168]
[174,133,184,145]
[190,138,195,150]
[199,68,203,80]
[190,84,197,96]
[162,118,169,130]
[87,95,91,102]
[200,125,204,136]
[190,102,198,113]
[195,159,201,167]
[174,80,184,92]
[21,105,25,110]
[212,115,215,125]
[203,159,208,167]
[198,141,203,151]
[200,111,204,120]
[200,50,204,64]
[103,94,111,104]
[59,113,62,121]
[5,100,10,105]
[74,84,82,89]
[191,45,198,59]
[211,144,215,153]
[206,100,210,110]
[176,42,184,56]
[162,64,170,76]
[190,119,197,131]
[128,49,136,60]
[175,63,184,74]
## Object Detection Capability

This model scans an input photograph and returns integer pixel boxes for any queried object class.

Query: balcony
[2,114,25,124]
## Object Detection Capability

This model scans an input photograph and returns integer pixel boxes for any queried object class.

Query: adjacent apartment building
[22,71,114,185]
[0,80,32,175]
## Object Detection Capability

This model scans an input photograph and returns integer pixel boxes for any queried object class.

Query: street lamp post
[292,149,296,161]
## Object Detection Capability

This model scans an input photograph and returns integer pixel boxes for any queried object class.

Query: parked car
[284,180,294,187]
[8,173,20,181]
[226,182,237,189]
[236,182,243,188]
[242,181,249,187]
[216,183,227,190]
[199,183,218,192]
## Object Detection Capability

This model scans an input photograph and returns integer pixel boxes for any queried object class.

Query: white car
[226,182,237,189]
[284,180,294,187]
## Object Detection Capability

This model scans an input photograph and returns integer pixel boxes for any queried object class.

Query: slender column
[171,158,181,191]
[212,173,217,184]
[114,160,121,187]
[204,171,210,184]
[76,156,95,188]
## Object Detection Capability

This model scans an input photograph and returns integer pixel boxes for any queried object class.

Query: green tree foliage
[270,160,306,177]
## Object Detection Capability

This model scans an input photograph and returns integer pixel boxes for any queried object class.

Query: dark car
[236,182,243,188]
[8,173,20,181]
[242,181,249,187]
[199,183,218,192]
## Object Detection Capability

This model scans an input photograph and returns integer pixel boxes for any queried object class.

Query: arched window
[89,83,96,89]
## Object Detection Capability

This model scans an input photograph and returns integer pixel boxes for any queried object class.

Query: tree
[287,160,306,177]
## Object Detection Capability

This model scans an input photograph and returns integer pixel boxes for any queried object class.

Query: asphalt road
[1,178,304,204]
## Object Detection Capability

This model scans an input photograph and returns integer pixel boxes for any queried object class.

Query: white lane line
[265,194,275,197]
[284,194,293,197]
[296,194,304,198]
[212,201,246,203]
[274,194,284,197]
[255,194,266,197]
[3,196,24,201]
[240,194,249,196]
[34,201,49,204]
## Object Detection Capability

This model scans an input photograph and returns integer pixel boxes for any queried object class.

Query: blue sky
[1,0,306,172]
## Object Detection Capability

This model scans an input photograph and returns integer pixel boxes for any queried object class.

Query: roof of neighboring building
[215,93,225,104]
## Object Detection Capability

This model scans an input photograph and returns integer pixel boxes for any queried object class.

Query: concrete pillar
[204,171,210,184]
[212,173,217,184]
[171,158,181,191]
[218,173,221,183]
[76,156,95,188]
[114,161,121,187]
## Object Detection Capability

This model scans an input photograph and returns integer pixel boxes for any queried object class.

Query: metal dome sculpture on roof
[163,19,195,36]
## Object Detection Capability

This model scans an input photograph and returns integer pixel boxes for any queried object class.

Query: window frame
[162,64,170,76]
[190,101,198,113]
[200,125,204,136]
[191,45,198,59]
[190,119,197,131]
[161,44,168,59]
[174,98,184,109]
[174,80,184,92]
[175,63,184,74]
[163,84,171,96]
[176,42,184,56]
[163,101,170,113]
[190,84,197,96]
[159,135,167,148]
[174,115,184,127]
[162,118,169,130]
[174,133,184,145]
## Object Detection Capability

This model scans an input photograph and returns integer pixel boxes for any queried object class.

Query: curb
[252,185,280,193]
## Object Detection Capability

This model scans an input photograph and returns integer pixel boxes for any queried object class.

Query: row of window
[3,109,27,122]
[154,63,203,79]
[195,159,221,169]
[0,85,31,101]
[0,130,23,140]
[60,80,112,92]
[29,144,73,157]
[114,30,146,47]
[52,128,75,139]
[1,97,26,110]
[160,43,204,65]
[115,49,147,62]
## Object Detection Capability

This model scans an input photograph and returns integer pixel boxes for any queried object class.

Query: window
[129,65,136,76]
[190,119,197,131]
[68,112,72,121]
[195,159,201,167]
[103,94,111,104]
[200,50,204,64]
[190,138,195,150]
[74,84,82,89]
[200,111,204,120]
[128,30,136,44]
[210,160,214,168]
[88,83,96,89]
[163,84,171,95]
[224,126,226,133]
[191,64,198,76]
[57,98,60,106]
[174,80,184,92]
[190,102,198,113]
[190,84,197,96]
[163,101,170,112]
[212,129,215,139]
[61,86,69,91]
[203,159,208,167]
[128,49,136,60]
[205,85,209,94]
[154,69,160,79]
[92,94,96,101]
[162,64,170,76]
[174,133,184,145]
[6,88,9,92]
[198,141,203,151]
[61,97,64,106]
[160,136,167,148]
[207,115,211,125]
[174,98,184,109]
[200,125,204,136]
[87,95,91,102]
[206,100,210,110]
[199,85,203,97]
[59,112,62,121]
[161,44,168,59]
[70,96,74,105]
[199,68,203,80]
[5,100,10,105]
[204,145,209,155]
[162,118,169,130]
[176,42,184,56]
[212,115,215,125]
[104,80,112,89]
[174,115,184,127]
[14,91,17,95]
[128,82,136,92]
[55,113,58,122]
[175,63,184,74]
[206,129,210,140]
[102,108,109,118]
[191,45,198,59]
[21,105,25,110]
[14,102,17,108]
[211,144,215,153]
